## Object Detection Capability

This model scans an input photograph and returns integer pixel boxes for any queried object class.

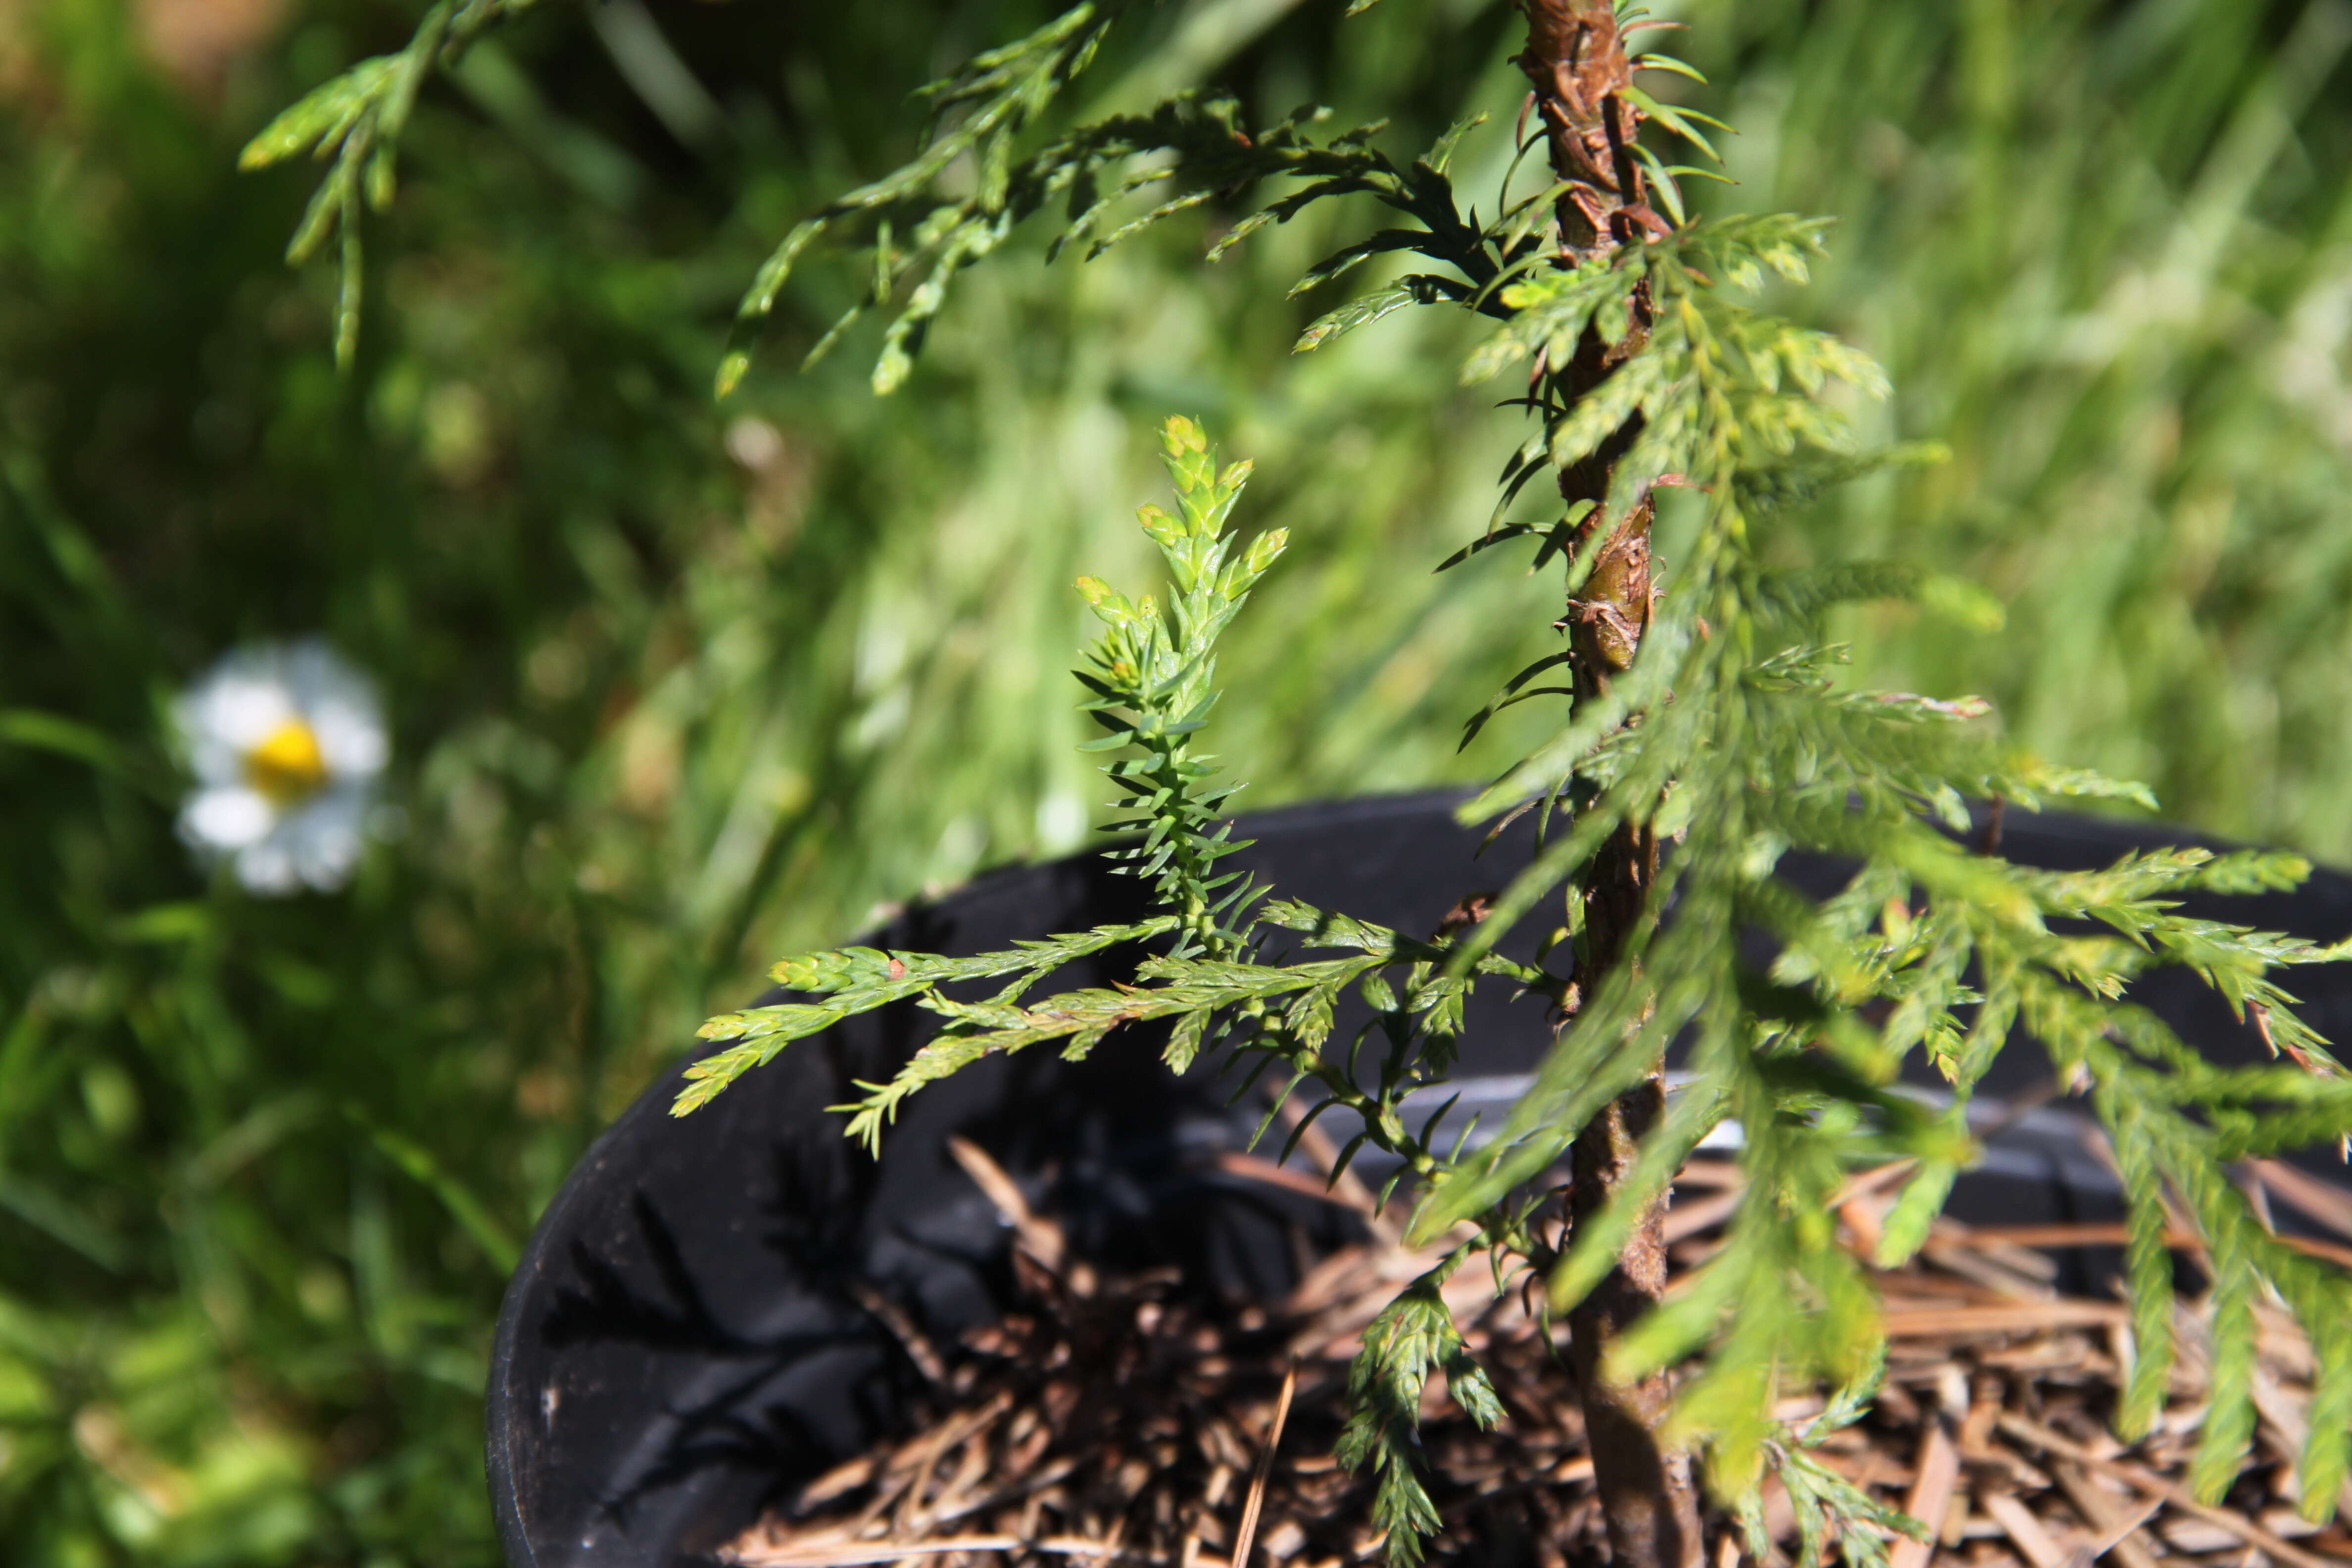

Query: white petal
[286,640,374,714]
[281,638,328,692]
[181,786,277,850]
[282,787,363,841]
[184,668,299,752]
[278,788,367,890]
[309,700,388,776]
[295,833,360,890]
[181,730,248,788]
[280,643,386,776]
[235,841,300,895]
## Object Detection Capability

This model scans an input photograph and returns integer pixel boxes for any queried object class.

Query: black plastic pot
[488,792,2352,1568]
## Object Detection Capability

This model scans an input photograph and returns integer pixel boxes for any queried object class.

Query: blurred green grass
[1,0,2347,1561]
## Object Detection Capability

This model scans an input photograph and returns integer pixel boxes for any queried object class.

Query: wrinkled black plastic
[489,793,2352,1568]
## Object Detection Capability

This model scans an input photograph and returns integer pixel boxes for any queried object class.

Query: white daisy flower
[174,638,389,895]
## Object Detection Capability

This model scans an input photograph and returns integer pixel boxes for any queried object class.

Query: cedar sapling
[1514,8,1694,1564]
[248,4,2352,1568]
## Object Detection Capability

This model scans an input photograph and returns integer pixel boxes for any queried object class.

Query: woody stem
[1514,5,1705,1568]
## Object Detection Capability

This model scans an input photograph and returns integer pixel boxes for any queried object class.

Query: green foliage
[681,7,2352,1560]
[1685,0,2352,864]
[709,0,1590,403]
[12,0,2352,1563]
[1333,1257,1503,1568]
[1465,221,1893,490]
[675,917,1179,1121]
[239,0,539,367]
[1418,574,2352,1520]
[686,417,1561,1186]
[1075,414,1286,948]
[1735,1355,1931,1568]
[1,4,1584,1560]
[717,1,1128,397]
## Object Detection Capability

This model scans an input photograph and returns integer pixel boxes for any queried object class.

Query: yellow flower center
[244,718,329,806]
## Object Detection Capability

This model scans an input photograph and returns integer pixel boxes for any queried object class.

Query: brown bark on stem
[1515,6,1705,1568]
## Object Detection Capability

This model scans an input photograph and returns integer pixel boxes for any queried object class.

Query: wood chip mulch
[721,1137,2352,1568]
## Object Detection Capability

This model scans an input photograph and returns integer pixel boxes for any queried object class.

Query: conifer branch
[637,8,2352,1568]
[240,0,539,369]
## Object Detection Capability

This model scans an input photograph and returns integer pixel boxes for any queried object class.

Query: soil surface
[720,1140,2352,1568]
